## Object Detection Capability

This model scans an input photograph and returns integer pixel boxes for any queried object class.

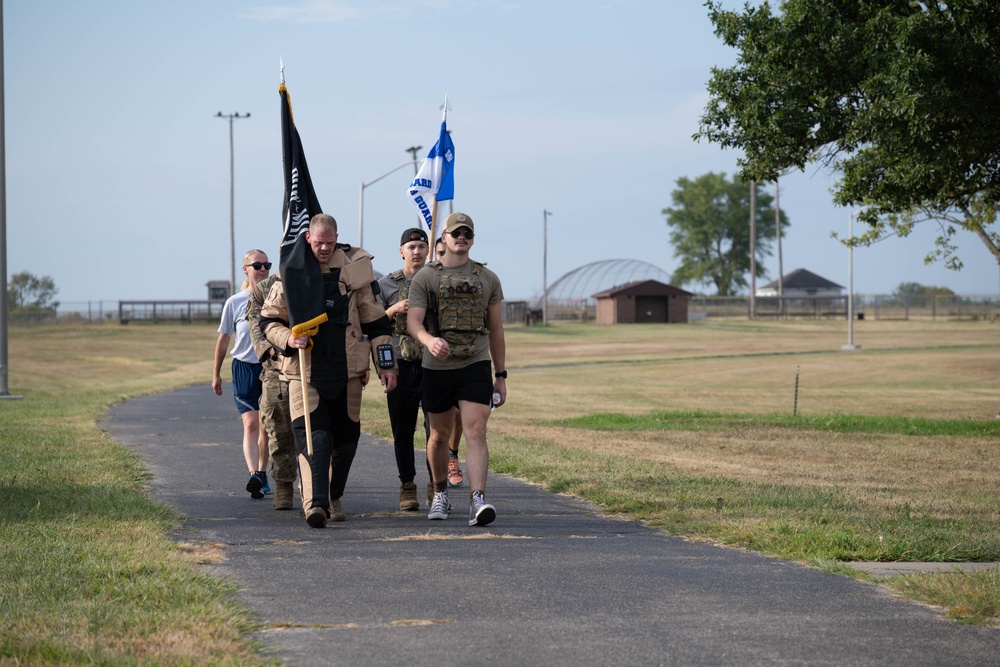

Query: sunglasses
[448,228,474,240]
[245,261,272,270]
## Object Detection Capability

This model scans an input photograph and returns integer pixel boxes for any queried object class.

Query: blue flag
[406,120,455,230]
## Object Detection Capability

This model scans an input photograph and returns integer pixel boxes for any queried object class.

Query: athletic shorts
[232,358,263,414]
[421,360,493,414]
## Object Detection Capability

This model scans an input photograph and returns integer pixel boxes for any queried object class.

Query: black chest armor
[310,269,350,397]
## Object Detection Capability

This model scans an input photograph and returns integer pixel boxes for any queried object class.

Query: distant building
[592,280,692,324]
[207,280,232,301]
[755,269,843,297]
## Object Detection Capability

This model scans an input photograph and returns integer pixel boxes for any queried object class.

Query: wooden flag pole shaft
[429,197,440,258]
[298,347,314,457]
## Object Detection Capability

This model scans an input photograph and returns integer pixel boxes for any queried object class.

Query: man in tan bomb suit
[261,214,397,528]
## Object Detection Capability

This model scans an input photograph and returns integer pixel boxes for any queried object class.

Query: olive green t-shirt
[408,259,503,370]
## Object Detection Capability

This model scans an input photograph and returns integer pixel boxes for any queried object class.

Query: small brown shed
[592,280,692,324]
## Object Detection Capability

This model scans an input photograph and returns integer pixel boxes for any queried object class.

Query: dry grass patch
[389,619,457,626]
[384,531,530,541]
[177,541,229,565]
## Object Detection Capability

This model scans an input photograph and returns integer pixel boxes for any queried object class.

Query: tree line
[669,2,998,297]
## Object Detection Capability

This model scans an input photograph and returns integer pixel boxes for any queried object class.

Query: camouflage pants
[260,372,297,483]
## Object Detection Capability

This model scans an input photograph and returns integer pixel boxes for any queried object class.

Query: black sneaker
[468,490,496,527]
[246,473,264,499]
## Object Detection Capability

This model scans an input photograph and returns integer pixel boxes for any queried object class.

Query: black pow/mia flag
[278,78,326,336]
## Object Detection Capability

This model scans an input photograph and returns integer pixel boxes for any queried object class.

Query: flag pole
[429,95,449,252]
[429,196,440,256]
[298,347,314,457]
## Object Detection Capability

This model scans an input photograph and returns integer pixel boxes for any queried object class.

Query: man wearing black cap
[376,227,433,511]
[407,212,507,527]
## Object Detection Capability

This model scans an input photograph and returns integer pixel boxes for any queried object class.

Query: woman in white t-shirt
[212,249,272,499]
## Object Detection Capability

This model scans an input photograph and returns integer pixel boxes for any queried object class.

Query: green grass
[1,324,275,665]
[889,569,1000,625]
[486,433,999,563]
[554,410,1000,437]
[3,318,998,665]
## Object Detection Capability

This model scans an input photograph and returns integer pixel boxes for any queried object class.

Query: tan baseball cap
[443,212,474,234]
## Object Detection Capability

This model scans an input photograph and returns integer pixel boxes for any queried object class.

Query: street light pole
[358,161,415,249]
[543,209,552,325]
[216,111,250,296]
[842,209,861,350]
[404,145,424,228]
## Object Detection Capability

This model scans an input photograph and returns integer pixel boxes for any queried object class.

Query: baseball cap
[443,212,474,234]
[400,227,429,246]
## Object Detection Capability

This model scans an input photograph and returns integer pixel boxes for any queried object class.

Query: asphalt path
[103,384,999,667]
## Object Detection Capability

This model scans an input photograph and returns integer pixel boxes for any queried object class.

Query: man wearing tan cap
[406,212,507,527]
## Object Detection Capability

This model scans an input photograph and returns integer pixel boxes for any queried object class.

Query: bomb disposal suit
[261,243,396,517]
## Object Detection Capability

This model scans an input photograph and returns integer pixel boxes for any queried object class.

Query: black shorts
[421,360,493,414]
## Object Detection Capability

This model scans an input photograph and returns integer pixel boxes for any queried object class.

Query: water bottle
[491,392,501,411]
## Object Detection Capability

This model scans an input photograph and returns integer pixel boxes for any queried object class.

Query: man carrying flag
[406,100,455,247]
[261,73,398,529]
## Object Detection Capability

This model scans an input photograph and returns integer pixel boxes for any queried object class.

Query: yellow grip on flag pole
[291,314,327,353]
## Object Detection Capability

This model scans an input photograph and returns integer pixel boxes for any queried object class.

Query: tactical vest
[389,270,424,362]
[433,261,488,359]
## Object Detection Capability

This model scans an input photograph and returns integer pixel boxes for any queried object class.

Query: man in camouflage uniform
[407,212,507,527]
[376,228,434,511]
[247,273,297,510]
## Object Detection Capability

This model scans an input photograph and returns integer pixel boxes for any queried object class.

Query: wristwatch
[494,370,508,379]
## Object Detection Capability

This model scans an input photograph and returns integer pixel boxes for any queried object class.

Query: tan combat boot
[329,498,346,522]
[273,481,294,511]
[399,482,419,511]
[305,506,327,529]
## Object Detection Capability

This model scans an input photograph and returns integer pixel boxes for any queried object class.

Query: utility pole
[543,210,553,325]
[405,145,422,176]
[749,180,756,319]
[775,178,783,317]
[0,0,20,400]
[842,210,861,350]
[216,111,250,296]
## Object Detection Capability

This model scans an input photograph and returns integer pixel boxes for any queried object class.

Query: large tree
[697,1,1000,270]
[664,172,787,295]
[7,272,59,311]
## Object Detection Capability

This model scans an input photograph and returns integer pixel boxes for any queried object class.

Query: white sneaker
[428,491,449,520]
[468,490,496,527]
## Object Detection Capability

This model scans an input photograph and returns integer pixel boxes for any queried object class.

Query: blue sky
[5,0,998,307]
